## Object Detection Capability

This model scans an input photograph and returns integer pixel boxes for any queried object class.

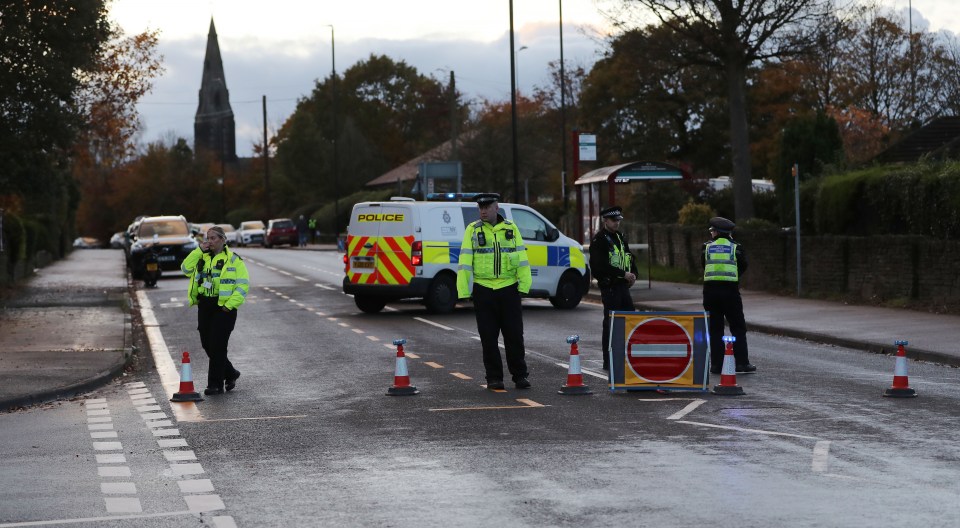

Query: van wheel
[425,273,457,313]
[354,295,387,313]
[550,271,583,309]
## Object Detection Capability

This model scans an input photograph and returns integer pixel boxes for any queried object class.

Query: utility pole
[559,0,568,211]
[328,25,340,240]
[263,95,272,219]
[449,70,458,160]
[509,0,520,202]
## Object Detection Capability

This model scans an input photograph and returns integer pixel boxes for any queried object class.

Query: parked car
[265,218,297,248]
[216,224,238,245]
[73,237,103,249]
[109,232,125,249]
[237,220,265,247]
[190,222,216,243]
[127,215,198,279]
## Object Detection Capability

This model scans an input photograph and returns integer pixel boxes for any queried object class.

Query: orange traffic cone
[883,340,917,398]
[387,339,419,396]
[559,335,592,395]
[711,336,745,396]
[170,351,203,402]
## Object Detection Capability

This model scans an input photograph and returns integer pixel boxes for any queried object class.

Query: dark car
[127,215,198,279]
[265,218,297,248]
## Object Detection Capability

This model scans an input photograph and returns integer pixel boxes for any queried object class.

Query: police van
[342,195,589,313]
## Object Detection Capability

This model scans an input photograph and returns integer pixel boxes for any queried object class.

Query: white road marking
[414,317,453,331]
[404,353,420,359]
[667,399,708,420]
[136,291,204,422]
[213,516,238,528]
[140,412,167,421]
[812,440,831,472]
[85,409,110,416]
[366,335,380,341]
[183,494,225,512]
[0,511,197,527]
[124,382,146,388]
[178,479,214,493]
[351,328,364,334]
[100,482,137,494]
[95,454,126,464]
[104,497,142,513]
[163,450,197,462]
[451,372,472,380]
[85,402,108,409]
[315,283,336,290]
[84,398,107,403]
[87,423,113,431]
[135,405,162,412]
[424,362,444,369]
[90,431,118,439]
[294,275,309,281]
[158,438,189,448]
[170,463,205,476]
[676,420,819,440]
[146,420,174,429]
[152,429,181,437]
[87,416,111,423]
[92,442,122,451]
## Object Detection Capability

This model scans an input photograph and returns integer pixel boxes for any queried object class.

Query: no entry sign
[608,311,709,392]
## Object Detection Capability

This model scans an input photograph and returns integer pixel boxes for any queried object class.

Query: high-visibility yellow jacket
[457,217,532,298]
[703,238,739,282]
[182,246,250,309]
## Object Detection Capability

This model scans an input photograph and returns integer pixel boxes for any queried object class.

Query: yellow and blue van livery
[343,197,589,313]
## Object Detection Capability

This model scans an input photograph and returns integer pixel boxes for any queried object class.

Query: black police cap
[475,193,500,205]
[600,206,624,220]
[709,216,735,233]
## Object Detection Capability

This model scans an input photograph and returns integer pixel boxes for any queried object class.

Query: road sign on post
[578,133,596,161]
[607,311,709,392]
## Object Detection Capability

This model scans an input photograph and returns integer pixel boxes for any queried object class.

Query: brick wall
[643,224,960,308]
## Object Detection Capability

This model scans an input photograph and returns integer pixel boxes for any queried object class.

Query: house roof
[365,132,474,188]
[876,116,960,163]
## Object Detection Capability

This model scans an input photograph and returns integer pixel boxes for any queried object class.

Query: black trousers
[703,285,750,367]
[472,283,528,383]
[197,296,239,389]
[600,282,636,369]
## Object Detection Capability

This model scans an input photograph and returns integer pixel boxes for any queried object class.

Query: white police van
[342,195,589,313]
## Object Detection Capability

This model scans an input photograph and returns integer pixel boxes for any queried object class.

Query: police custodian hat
[600,206,624,220]
[709,216,735,233]
[475,193,500,205]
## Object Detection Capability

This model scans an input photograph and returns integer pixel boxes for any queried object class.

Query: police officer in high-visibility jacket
[457,193,533,390]
[702,217,756,374]
[181,225,250,395]
[589,205,638,370]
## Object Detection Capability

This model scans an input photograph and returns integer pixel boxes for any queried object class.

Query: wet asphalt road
[1,248,959,527]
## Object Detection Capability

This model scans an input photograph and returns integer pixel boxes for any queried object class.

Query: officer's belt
[474,247,518,254]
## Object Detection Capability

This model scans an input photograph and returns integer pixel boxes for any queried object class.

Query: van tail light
[343,253,349,272]
[411,241,422,266]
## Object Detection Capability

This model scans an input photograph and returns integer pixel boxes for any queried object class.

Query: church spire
[194,17,236,161]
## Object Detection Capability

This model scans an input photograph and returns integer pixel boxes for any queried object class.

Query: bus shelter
[574,161,686,287]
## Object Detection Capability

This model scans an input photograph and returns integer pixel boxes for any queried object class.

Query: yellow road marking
[429,399,547,412]
[405,352,420,359]
[451,372,472,380]
[424,361,444,369]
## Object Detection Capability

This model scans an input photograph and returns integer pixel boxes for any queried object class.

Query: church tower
[194,18,236,161]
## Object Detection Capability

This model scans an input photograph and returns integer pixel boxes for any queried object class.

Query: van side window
[512,209,549,242]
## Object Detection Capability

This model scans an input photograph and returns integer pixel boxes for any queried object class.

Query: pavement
[2,244,958,411]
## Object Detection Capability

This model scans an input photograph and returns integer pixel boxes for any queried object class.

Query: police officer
[589,206,639,370]
[457,193,533,390]
[181,226,250,395]
[702,216,756,374]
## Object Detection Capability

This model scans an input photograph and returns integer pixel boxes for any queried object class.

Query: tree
[73,28,164,239]
[273,54,463,211]
[610,0,834,220]
[0,0,112,251]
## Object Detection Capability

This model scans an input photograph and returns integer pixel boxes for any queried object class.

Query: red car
[265,218,297,248]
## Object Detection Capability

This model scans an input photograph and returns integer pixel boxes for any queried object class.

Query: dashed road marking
[451,372,472,380]
[424,362,444,369]
[414,317,453,331]
[429,398,548,412]
[812,440,831,472]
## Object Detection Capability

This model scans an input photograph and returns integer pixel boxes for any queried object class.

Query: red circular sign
[626,318,693,382]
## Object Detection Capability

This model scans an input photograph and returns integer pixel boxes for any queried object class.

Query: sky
[109,0,959,158]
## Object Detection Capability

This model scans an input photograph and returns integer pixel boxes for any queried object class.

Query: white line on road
[315,283,336,290]
[0,510,197,527]
[676,420,819,440]
[667,399,708,420]
[294,275,309,281]
[812,440,831,472]
[136,291,204,422]
[414,317,453,331]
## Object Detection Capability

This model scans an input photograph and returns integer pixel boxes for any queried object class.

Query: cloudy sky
[109,0,957,158]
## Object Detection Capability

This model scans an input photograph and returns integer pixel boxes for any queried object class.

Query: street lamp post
[326,25,339,243]
[515,45,528,96]
[509,0,520,202]
[559,0,569,211]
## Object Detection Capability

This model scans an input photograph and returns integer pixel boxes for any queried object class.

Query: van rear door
[345,204,415,286]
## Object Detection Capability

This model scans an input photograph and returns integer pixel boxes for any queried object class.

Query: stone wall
[643,224,960,308]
